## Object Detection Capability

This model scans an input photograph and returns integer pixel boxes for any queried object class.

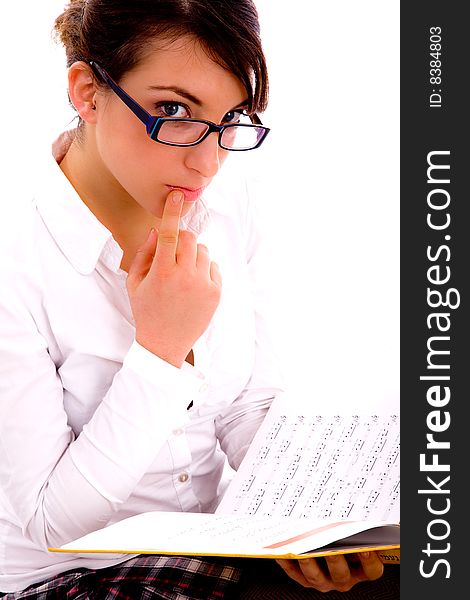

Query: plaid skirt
[0,555,400,599]
[0,555,242,600]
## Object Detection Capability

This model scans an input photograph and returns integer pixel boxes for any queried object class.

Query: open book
[49,394,400,563]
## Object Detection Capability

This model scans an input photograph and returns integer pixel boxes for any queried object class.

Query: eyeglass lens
[157,121,265,150]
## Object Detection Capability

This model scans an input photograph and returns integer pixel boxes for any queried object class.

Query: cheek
[96,119,182,210]
[218,149,230,168]
[96,114,147,180]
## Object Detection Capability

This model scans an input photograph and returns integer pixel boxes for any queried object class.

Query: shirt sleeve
[215,177,287,470]
[0,262,205,550]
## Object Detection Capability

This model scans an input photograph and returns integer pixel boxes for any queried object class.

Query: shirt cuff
[123,340,207,399]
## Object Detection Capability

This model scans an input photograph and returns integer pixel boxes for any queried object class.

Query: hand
[126,190,222,367]
[276,551,384,592]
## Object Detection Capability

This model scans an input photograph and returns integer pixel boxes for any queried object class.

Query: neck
[59,129,159,271]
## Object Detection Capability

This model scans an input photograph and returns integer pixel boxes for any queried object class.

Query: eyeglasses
[89,62,270,151]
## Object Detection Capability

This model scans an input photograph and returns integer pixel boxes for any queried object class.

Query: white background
[0,2,399,411]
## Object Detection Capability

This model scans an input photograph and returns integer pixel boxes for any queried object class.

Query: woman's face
[93,36,249,219]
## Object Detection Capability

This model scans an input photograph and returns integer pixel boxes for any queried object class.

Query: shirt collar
[34,150,114,276]
[33,131,212,275]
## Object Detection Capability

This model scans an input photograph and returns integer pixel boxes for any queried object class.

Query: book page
[217,395,400,523]
[53,510,398,559]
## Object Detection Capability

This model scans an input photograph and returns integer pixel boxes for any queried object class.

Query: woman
[0,0,398,597]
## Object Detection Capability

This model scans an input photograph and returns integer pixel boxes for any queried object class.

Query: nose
[184,132,225,178]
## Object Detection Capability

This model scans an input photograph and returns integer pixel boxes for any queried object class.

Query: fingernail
[171,191,184,205]
[360,552,370,559]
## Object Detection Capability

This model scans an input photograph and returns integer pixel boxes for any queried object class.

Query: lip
[166,185,207,203]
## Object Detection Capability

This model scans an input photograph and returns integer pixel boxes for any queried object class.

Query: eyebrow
[147,85,249,111]
[148,85,202,106]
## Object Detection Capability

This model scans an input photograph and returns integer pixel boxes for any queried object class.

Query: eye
[222,110,243,124]
[154,102,190,118]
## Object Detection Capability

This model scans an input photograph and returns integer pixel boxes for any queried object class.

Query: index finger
[154,190,185,271]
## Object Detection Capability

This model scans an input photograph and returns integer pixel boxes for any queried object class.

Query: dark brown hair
[53,0,269,114]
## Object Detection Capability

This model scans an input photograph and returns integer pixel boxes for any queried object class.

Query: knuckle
[159,232,178,245]
[335,582,354,592]
[332,575,351,586]
[179,229,196,243]
[312,584,330,592]
[182,274,197,292]
[154,264,175,280]
[280,563,297,576]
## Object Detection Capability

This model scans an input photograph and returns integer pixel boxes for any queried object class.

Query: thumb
[127,228,158,289]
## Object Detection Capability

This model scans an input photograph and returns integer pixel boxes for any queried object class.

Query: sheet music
[217,397,399,522]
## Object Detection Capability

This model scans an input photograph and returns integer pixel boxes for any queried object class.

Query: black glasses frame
[89,61,270,151]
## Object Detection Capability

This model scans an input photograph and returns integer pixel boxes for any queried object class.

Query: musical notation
[218,408,400,523]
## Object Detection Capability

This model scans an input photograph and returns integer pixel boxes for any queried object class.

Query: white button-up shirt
[0,140,284,593]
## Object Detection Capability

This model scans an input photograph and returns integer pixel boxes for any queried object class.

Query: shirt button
[178,472,190,483]
[199,383,209,393]
[173,428,184,436]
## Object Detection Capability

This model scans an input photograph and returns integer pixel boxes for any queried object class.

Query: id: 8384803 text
[429,26,442,108]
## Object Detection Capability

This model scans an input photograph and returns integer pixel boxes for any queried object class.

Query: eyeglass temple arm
[89,62,265,135]
[89,61,155,131]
